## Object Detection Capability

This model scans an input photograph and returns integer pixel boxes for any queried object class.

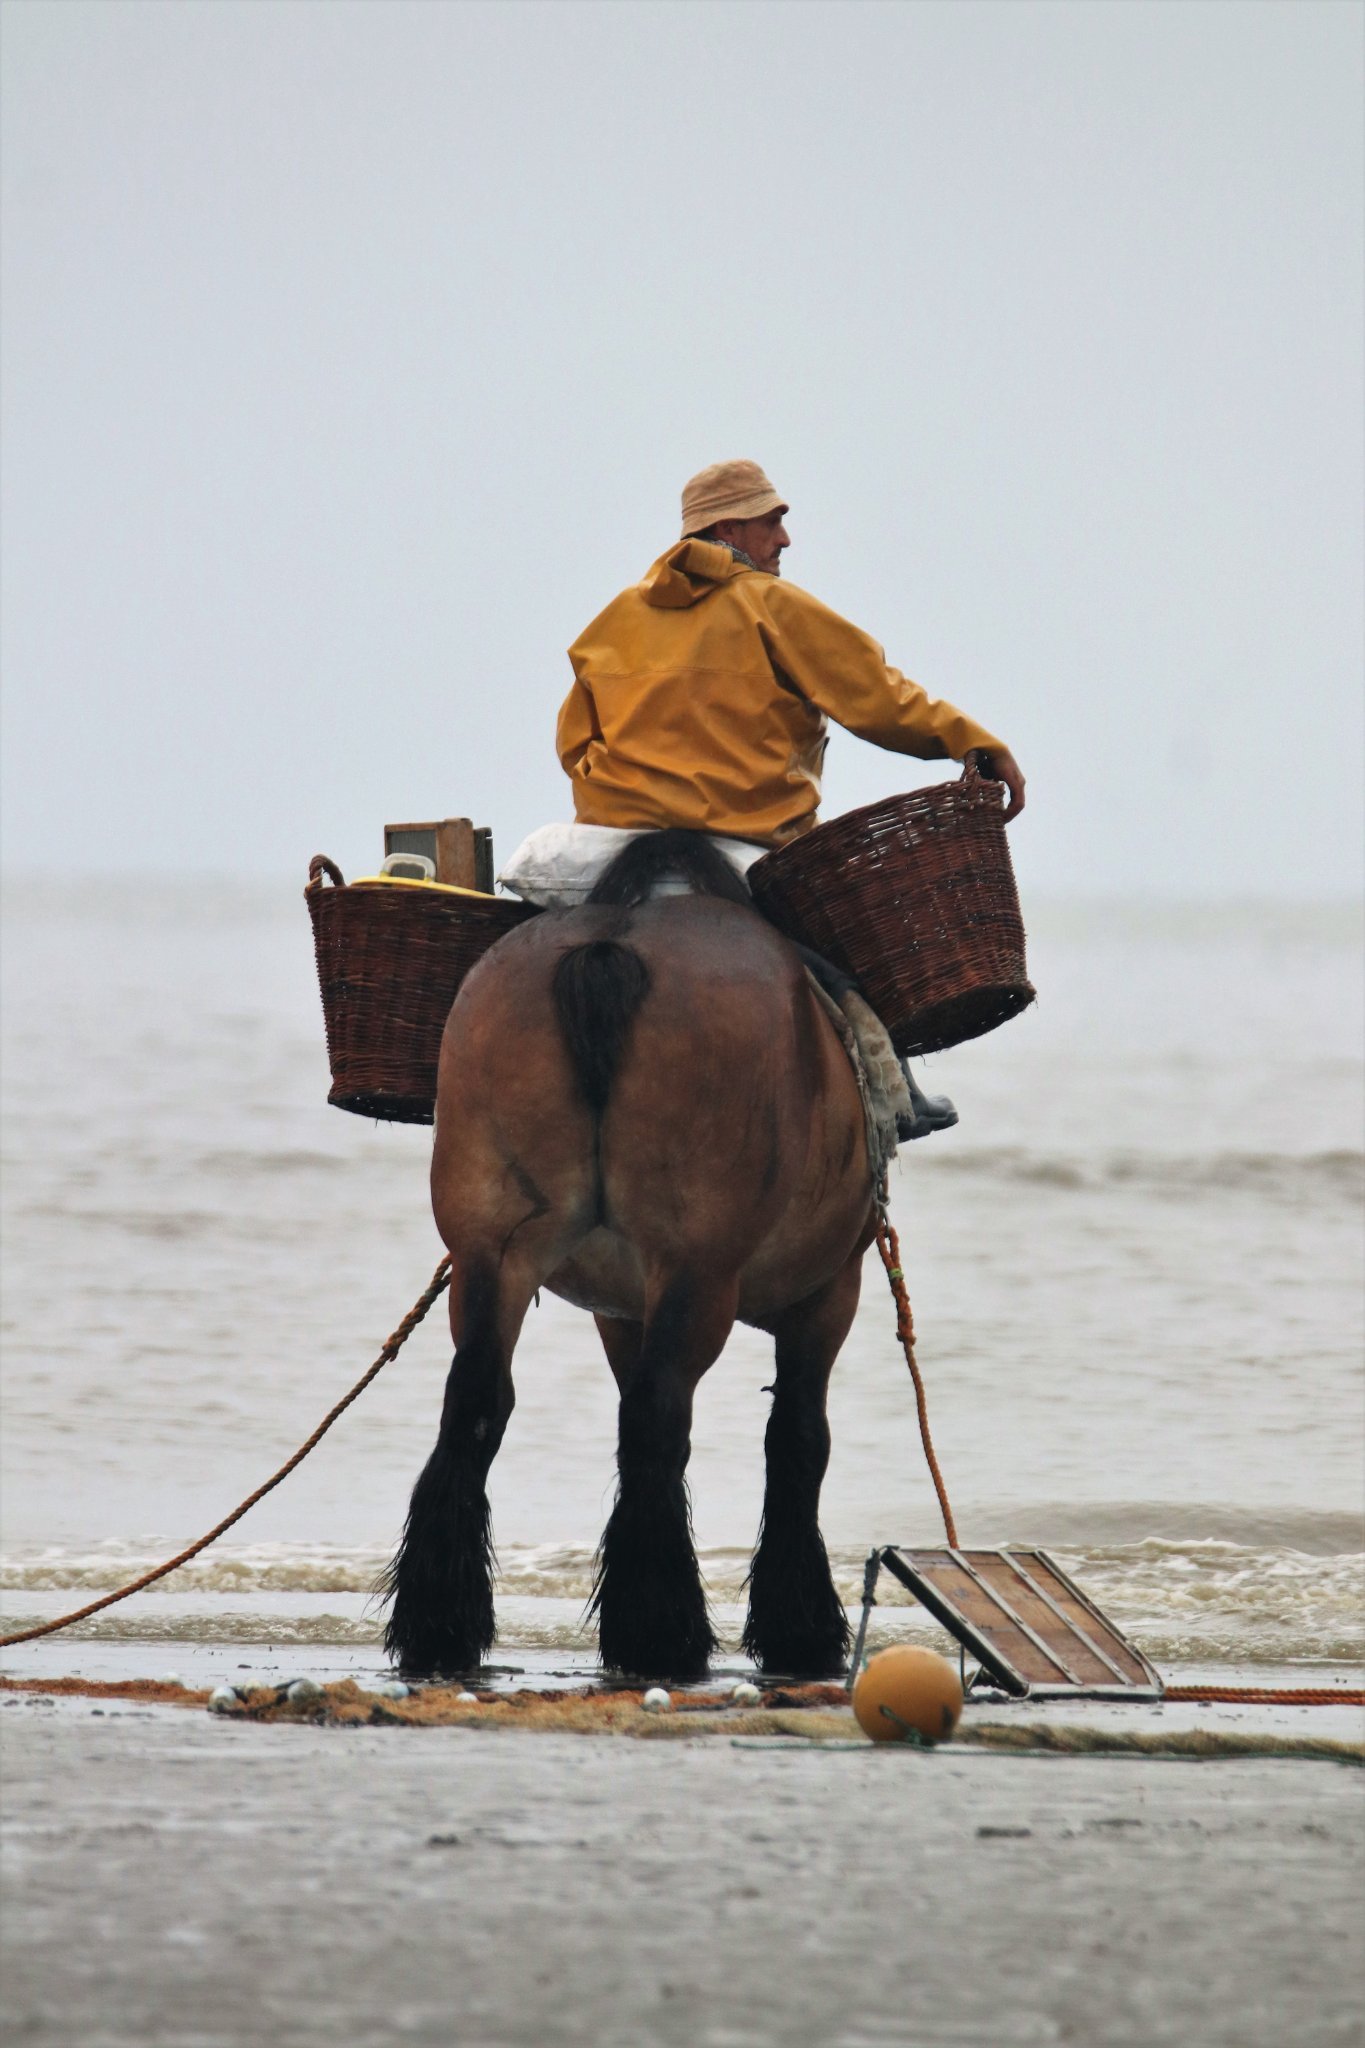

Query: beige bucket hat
[680,459,788,538]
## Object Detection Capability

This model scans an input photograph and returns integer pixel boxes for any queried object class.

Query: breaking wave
[3,1531,1361,1666]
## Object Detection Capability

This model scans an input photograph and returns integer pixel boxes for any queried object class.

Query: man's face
[713,507,790,575]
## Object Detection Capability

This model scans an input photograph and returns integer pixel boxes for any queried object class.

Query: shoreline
[5,1633,1364,1751]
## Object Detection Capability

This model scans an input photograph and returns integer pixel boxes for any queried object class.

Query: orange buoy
[852,1646,964,1745]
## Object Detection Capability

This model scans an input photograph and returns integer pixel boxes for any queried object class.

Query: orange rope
[1165,1685,1365,1706]
[0,1257,453,1650]
[874,1210,958,1547]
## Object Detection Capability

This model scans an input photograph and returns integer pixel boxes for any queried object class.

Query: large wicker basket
[305,856,538,1122]
[747,770,1035,1057]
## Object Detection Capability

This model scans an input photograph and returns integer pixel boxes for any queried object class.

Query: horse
[381,829,879,1681]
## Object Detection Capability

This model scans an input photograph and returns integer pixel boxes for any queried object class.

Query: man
[554,460,1026,1138]
[557,458,1025,847]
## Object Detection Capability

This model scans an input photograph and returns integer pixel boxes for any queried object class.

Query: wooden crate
[384,818,494,893]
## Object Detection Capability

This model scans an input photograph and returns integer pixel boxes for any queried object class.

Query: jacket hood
[639,537,754,610]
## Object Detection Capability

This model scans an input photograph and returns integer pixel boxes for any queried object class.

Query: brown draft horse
[382,831,878,1680]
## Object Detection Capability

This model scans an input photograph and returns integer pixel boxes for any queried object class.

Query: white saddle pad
[497,823,767,908]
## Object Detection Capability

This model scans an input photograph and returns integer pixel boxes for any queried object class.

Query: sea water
[2,880,1361,1675]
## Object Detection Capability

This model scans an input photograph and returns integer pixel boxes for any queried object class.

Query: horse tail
[552,940,652,1118]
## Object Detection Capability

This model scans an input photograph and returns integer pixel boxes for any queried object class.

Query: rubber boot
[897,1063,959,1142]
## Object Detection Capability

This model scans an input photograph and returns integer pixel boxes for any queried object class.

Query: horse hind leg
[592,1276,734,1681]
[381,1260,520,1677]
[743,1252,862,1677]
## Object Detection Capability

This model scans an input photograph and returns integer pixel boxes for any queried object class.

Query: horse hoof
[384,1623,486,1682]
[746,1631,852,1681]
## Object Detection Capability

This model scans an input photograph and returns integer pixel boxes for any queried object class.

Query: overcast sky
[2,0,1361,898]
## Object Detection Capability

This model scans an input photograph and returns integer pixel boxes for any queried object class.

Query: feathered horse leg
[381,1261,518,1678]
[744,1253,862,1676]
[592,1276,734,1681]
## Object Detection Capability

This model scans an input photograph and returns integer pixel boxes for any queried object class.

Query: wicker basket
[747,770,1035,1057]
[305,856,538,1122]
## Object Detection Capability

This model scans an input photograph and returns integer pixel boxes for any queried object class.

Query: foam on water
[3,1534,1361,1665]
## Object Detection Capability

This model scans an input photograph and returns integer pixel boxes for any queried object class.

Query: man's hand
[966,747,1026,821]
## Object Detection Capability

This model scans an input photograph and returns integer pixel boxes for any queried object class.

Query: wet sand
[3,1688,1362,2048]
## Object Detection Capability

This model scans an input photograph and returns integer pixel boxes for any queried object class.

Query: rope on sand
[956,1722,1363,1763]
[0,1258,453,1649]
[1164,1685,1365,1706]
[738,1726,1364,1764]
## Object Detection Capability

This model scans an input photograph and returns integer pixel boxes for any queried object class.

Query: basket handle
[307,854,346,893]
[962,752,1002,799]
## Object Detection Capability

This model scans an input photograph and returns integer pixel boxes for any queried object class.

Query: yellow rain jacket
[558,539,1007,847]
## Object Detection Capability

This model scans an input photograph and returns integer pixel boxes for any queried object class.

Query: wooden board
[880,1546,1162,1698]
[385,819,483,890]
